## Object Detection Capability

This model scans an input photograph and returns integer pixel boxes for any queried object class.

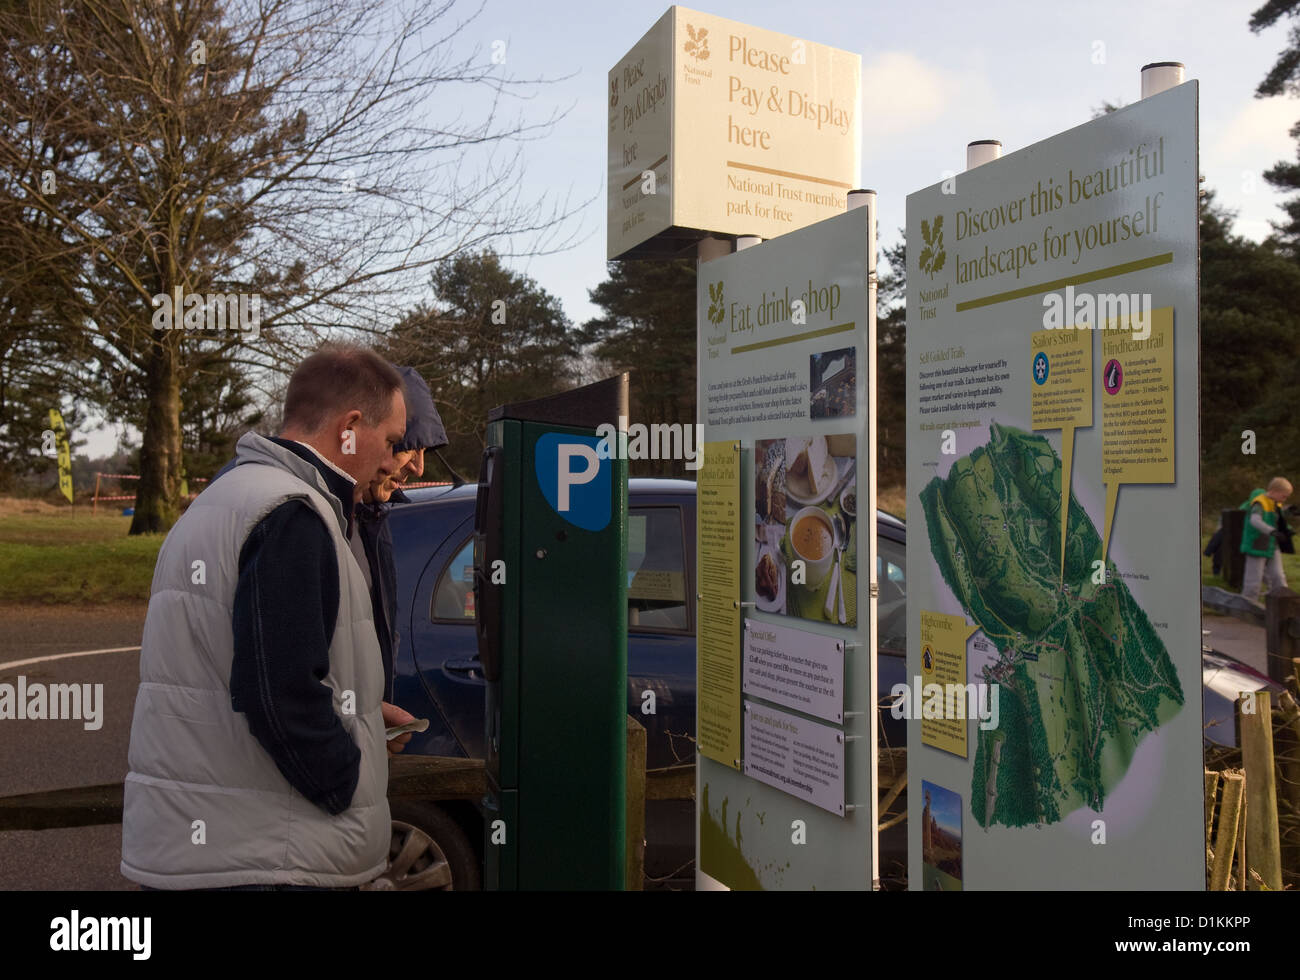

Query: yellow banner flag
[48,409,73,504]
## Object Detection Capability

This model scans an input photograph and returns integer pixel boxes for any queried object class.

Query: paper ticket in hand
[385,718,430,741]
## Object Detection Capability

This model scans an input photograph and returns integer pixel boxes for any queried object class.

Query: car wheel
[364,801,481,891]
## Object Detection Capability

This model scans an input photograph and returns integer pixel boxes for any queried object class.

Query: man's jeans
[1242,551,1287,604]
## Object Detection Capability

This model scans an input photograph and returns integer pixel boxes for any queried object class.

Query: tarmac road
[0,604,147,890]
[0,604,1274,891]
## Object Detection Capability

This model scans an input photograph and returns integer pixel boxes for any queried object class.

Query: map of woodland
[919,423,1183,828]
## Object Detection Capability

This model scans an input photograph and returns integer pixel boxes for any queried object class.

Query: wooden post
[1265,593,1300,685]
[1274,687,1300,810]
[1210,770,1244,891]
[92,472,101,516]
[1221,509,1245,590]
[1277,686,1300,878]
[1237,789,1248,890]
[625,715,646,891]
[1204,770,1219,849]
[1239,692,1283,889]
[1205,769,1219,887]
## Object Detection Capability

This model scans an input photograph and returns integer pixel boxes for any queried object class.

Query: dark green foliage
[1199,193,1300,511]
[380,250,579,480]
[878,238,906,489]
[582,259,696,477]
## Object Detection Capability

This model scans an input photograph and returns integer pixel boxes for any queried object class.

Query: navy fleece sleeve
[231,499,360,815]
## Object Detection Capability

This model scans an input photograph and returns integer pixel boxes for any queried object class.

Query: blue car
[383,478,910,889]
[383,478,1274,890]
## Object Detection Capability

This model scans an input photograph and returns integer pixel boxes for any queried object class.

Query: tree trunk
[129,339,183,535]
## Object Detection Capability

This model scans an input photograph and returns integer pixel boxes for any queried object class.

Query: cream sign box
[607,6,861,259]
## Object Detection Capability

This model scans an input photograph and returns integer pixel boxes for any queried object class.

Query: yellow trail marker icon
[1100,307,1175,564]
[1030,326,1092,584]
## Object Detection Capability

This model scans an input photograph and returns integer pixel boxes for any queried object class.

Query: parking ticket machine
[475,375,629,889]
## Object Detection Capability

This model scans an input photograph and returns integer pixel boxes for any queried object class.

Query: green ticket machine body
[475,375,630,889]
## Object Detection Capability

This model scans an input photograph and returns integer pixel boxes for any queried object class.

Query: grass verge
[0,509,160,604]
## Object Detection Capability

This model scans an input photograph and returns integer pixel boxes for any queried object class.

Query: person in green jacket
[1240,476,1293,604]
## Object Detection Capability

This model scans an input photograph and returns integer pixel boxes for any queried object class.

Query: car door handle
[445,657,482,674]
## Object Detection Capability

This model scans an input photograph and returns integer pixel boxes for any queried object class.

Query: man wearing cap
[352,366,449,719]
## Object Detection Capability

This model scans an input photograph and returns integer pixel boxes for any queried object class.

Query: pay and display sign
[608,6,860,259]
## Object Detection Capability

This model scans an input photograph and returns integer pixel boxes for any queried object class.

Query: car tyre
[364,801,481,891]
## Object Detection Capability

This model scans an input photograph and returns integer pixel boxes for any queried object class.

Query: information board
[904,82,1202,889]
[696,206,877,889]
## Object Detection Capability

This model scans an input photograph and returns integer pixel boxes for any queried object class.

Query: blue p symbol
[536,432,611,531]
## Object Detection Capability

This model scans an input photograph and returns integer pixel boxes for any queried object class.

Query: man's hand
[381,701,415,756]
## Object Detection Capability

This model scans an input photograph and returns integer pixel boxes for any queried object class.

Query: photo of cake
[784,434,836,504]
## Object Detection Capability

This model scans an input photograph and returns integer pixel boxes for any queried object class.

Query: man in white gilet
[121,344,408,890]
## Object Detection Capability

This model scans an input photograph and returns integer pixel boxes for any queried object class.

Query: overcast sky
[80,0,1300,456]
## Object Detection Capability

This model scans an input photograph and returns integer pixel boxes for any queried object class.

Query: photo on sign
[754,434,856,627]
[809,346,855,419]
[921,780,963,891]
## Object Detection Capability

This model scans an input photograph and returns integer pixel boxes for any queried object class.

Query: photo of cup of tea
[788,506,834,588]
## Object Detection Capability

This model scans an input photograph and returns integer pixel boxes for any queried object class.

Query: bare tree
[0,0,581,531]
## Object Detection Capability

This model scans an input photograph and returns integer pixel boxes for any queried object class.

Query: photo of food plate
[754,433,857,628]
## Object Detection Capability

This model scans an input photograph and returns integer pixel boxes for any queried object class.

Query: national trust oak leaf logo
[919,215,946,280]
[684,24,710,61]
[707,280,725,325]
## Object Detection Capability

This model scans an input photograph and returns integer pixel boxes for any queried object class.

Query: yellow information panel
[919,611,978,758]
[1101,306,1175,560]
[1030,326,1092,582]
[697,440,741,767]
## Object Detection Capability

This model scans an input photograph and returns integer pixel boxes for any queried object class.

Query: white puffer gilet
[120,432,389,889]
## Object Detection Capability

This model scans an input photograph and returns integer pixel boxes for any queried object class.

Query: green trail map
[919,423,1184,828]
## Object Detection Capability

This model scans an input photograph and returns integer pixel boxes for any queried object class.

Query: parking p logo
[535,432,611,531]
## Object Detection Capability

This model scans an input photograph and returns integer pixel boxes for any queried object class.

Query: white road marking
[0,646,141,673]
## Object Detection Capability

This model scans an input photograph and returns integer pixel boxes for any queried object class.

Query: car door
[626,499,697,772]
[405,508,487,759]
[626,491,696,885]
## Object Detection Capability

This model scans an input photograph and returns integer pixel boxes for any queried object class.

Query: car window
[876,535,906,654]
[627,507,688,632]
[432,536,476,621]
[430,506,690,630]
